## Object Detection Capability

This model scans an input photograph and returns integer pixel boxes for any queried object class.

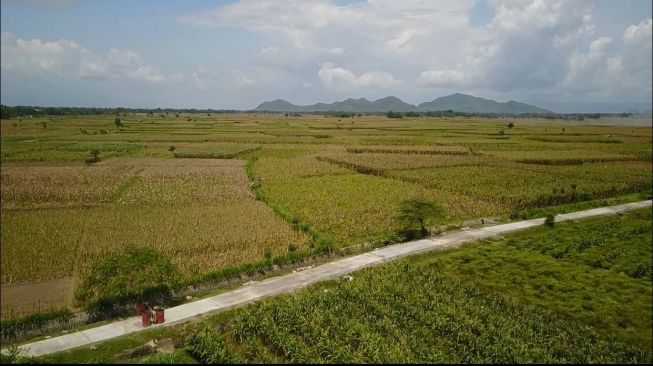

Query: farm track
[8,199,652,358]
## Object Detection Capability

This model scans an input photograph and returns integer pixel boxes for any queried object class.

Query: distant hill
[416,93,550,114]
[254,93,550,114]
[255,96,415,113]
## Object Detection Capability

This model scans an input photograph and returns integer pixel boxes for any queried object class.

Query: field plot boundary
[9,199,651,358]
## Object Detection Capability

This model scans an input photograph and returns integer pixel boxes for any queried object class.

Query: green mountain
[254,93,550,114]
[416,93,550,113]
[254,96,415,113]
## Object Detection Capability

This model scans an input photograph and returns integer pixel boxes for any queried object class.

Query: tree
[507,122,515,128]
[397,199,443,236]
[114,118,123,130]
[85,149,101,165]
[386,111,403,119]
[74,245,180,310]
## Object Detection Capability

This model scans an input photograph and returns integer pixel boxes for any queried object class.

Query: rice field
[0,158,309,285]
[0,113,651,312]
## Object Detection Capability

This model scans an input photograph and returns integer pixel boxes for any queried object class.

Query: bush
[168,145,176,152]
[1,308,72,341]
[545,214,555,227]
[84,149,100,165]
[397,198,443,235]
[74,245,180,311]
[263,247,272,261]
[386,111,403,119]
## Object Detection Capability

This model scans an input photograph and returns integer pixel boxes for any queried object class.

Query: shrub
[545,214,555,227]
[263,247,272,260]
[386,111,403,119]
[74,245,180,311]
[84,149,101,164]
[397,199,443,236]
[168,145,176,152]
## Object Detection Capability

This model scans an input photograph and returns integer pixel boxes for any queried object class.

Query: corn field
[188,262,651,363]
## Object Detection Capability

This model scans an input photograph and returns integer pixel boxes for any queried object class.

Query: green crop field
[182,208,652,364]
[0,113,651,317]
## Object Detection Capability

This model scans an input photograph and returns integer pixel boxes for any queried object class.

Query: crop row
[189,261,651,363]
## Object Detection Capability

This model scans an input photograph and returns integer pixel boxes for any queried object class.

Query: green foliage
[386,111,403,119]
[397,198,443,234]
[74,244,180,310]
[136,351,195,364]
[84,149,101,165]
[1,308,72,341]
[263,247,272,261]
[168,145,176,152]
[507,122,515,128]
[189,260,650,363]
[189,324,244,364]
[544,213,555,227]
[0,343,42,364]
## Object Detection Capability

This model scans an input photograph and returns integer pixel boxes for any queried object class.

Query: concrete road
[10,199,652,357]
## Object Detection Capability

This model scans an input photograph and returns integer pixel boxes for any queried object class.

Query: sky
[1,0,651,112]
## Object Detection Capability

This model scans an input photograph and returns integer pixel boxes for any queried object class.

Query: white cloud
[0,35,83,75]
[560,19,652,99]
[1,33,166,83]
[416,70,469,87]
[622,18,652,46]
[318,62,402,89]
[2,2,651,108]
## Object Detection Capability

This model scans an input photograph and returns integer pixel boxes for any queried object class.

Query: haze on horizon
[1,0,651,113]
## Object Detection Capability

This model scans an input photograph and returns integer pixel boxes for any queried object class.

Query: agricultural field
[0,113,651,316]
[48,208,649,364]
[0,156,309,316]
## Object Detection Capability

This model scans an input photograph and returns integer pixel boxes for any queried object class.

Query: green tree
[85,149,101,164]
[545,214,556,227]
[397,199,443,236]
[74,245,180,310]
[114,117,123,130]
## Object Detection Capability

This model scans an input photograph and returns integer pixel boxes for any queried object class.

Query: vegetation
[386,111,403,118]
[397,198,442,236]
[183,209,651,363]
[74,245,180,311]
[0,112,650,318]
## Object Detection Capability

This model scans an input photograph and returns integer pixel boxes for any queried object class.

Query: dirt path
[1,278,76,318]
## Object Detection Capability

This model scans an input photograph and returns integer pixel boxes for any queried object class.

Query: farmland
[39,208,652,364]
[183,208,653,364]
[0,113,651,316]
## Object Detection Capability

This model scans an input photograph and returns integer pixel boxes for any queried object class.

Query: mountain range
[254,93,551,114]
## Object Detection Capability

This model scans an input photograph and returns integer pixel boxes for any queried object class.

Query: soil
[1,277,76,318]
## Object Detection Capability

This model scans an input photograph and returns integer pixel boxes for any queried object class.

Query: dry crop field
[0,113,651,315]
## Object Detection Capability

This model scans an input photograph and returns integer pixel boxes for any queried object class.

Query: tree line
[1,104,634,120]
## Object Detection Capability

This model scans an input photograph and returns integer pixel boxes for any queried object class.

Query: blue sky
[1,0,651,112]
